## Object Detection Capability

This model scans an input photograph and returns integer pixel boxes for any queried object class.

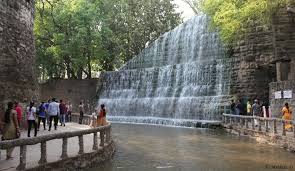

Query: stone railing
[0,116,112,170]
[222,114,295,137]
[71,113,92,125]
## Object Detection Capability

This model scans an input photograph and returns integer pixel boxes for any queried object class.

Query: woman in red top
[96,104,107,126]
[15,102,22,127]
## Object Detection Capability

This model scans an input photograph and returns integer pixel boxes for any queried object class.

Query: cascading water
[97,15,233,127]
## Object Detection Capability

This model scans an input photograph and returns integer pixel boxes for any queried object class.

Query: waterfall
[97,15,233,127]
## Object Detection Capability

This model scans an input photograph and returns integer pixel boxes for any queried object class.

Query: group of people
[230,99,269,117]
[0,99,82,159]
[1,98,73,139]
[231,99,293,131]
[89,104,108,128]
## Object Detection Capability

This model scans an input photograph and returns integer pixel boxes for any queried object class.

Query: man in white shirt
[47,98,60,131]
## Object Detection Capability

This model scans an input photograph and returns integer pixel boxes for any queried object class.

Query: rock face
[268,8,295,117]
[0,0,38,114]
[231,7,295,104]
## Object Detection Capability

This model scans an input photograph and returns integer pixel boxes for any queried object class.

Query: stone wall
[28,141,115,171]
[40,79,100,113]
[0,0,38,117]
[231,6,295,104]
[272,7,295,63]
[231,25,276,101]
[268,7,295,117]
[269,81,295,117]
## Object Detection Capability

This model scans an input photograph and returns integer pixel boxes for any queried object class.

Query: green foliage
[199,0,294,44]
[34,0,181,81]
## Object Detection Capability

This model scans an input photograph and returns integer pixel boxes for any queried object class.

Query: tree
[197,0,295,44]
[35,0,103,79]
[34,0,181,81]
[97,0,182,66]
[182,0,203,14]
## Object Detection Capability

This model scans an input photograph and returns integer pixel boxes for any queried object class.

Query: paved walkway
[0,123,99,171]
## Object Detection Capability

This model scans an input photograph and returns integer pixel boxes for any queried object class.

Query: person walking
[47,98,60,131]
[14,102,22,128]
[45,99,51,125]
[59,100,67,126]
[230,100,236,115]
[66,101,72,122]
[78,102,84,124]
[282,103,293,131]
[236,100,243,115]
[247,100,252,116]
[38,102,46,130]
[1,102,20,159]
[26,102,37,137]
[252,99,261,126]
[89,110,97,128]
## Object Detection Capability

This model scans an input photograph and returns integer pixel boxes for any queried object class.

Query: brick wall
[40,79,100,113]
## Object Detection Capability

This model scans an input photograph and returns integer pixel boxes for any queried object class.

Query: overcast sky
[173,0,195,21]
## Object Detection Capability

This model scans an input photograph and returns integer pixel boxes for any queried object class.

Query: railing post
[252,117,255,130]
[273,119,277,134]
[16,145,26,170]
[258,118,262,132]
[39,142,47,165]
[229,116,232,125]
[100,130,105,147]
[61,138,68,159]
[282,120,286,136]
[93,132,98,150]
[240,117,243,128]
[106,127,111,143]
[245,118,249,129]
[78,135,84,154]
[265,120,269,133]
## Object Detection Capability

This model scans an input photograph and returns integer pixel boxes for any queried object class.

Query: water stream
[97,15,234,125]
[90,123,295,171]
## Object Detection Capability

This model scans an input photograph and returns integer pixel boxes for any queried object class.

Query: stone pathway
[0,123,100,171]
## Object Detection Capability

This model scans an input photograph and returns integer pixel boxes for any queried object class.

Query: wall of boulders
[231,6,295,105]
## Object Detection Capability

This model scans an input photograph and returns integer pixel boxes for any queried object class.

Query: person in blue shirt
[38,102,46,130]
[45,99,51,126]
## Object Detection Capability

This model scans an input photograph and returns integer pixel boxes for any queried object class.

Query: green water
[90,123,295,171]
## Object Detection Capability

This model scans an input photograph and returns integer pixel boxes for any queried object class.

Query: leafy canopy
[34,0,181,81]
[198,0,294,44]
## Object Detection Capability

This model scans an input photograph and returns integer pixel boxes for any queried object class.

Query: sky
[173,0,196,21]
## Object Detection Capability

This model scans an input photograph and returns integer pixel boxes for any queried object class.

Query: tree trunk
[77,68,83,79]
[87,55,92,79]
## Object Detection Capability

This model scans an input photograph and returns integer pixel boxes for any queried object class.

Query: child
[89,110,97,128]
